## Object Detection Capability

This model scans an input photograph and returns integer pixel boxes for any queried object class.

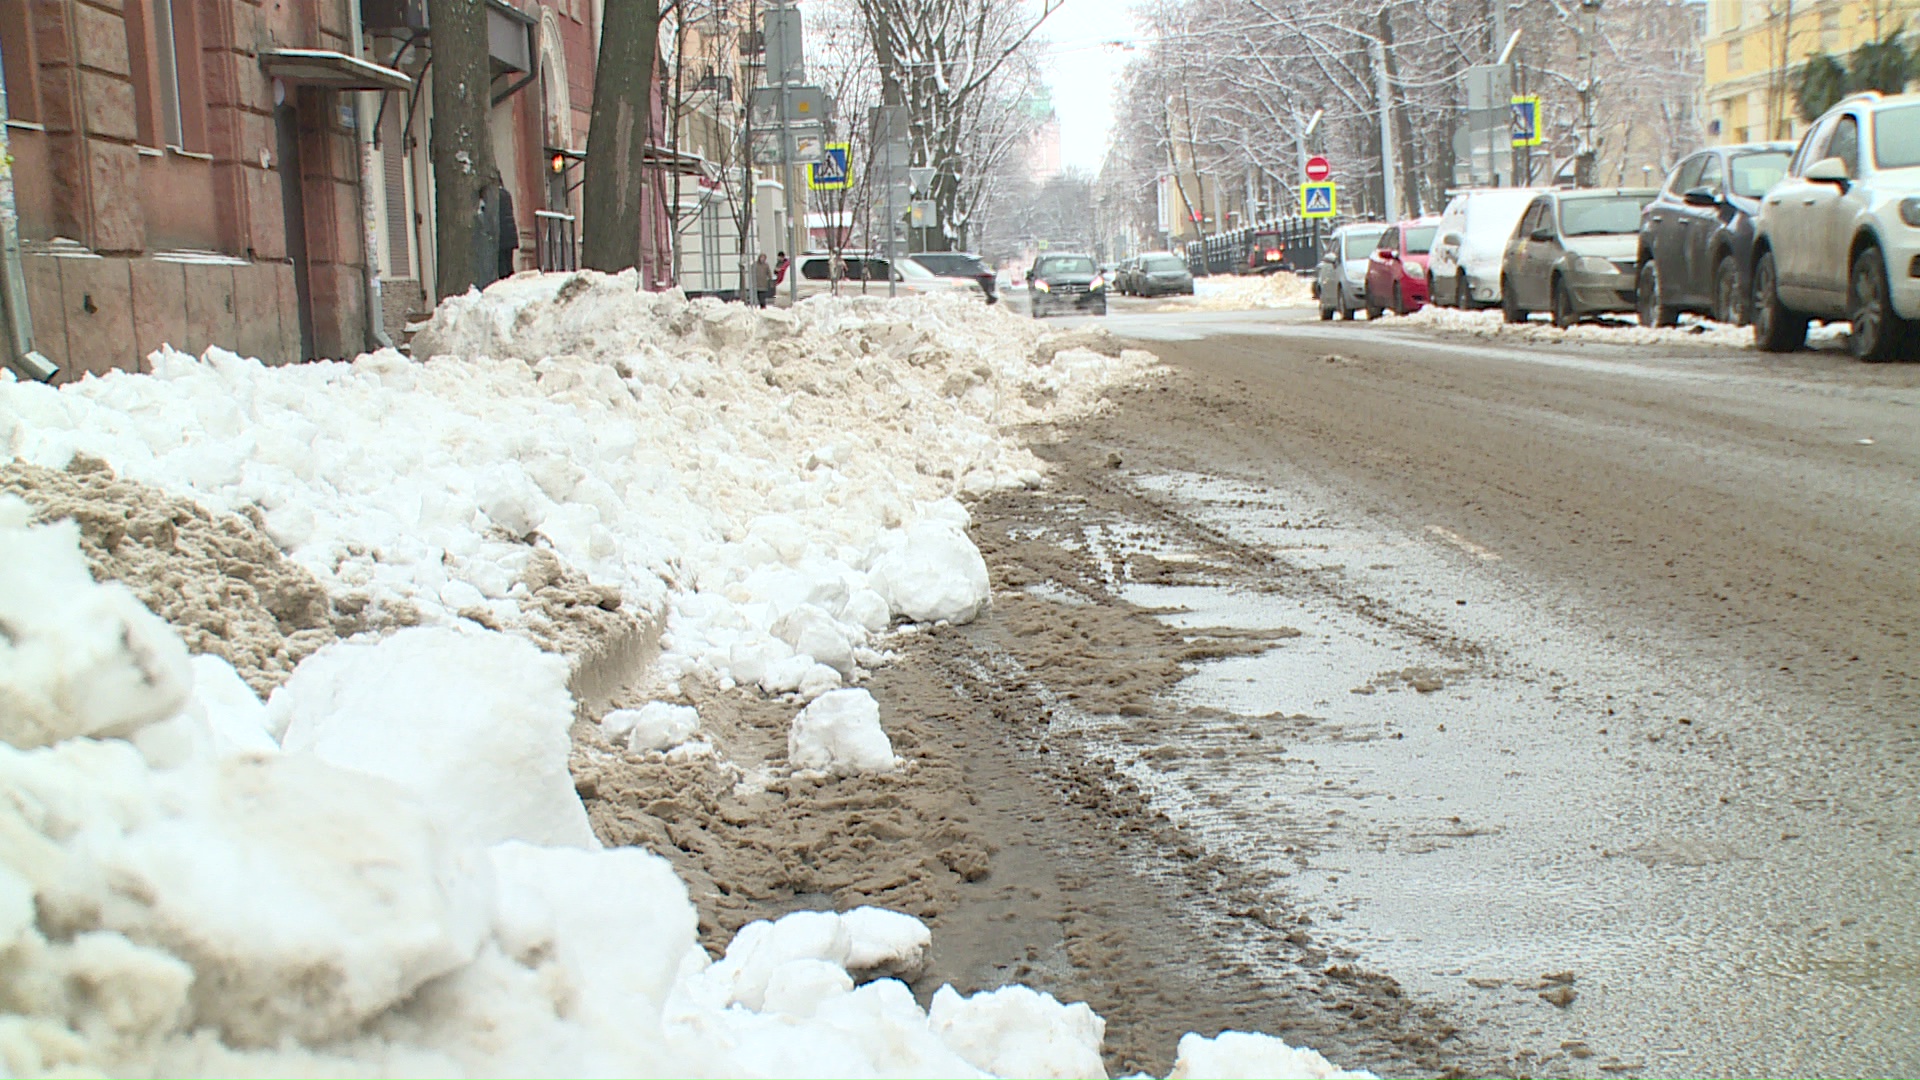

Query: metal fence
[535,210,578,272]
[1183,216,1325,278]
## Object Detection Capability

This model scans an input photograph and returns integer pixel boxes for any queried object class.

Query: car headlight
[1091,275,1105,290]
[1901,197,1920,227]
[1574,255,1619,275]
[1033,279,1050,293]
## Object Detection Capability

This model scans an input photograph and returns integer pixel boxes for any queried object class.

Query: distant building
[1022,90,1062,181]
[1703,0,1920,145]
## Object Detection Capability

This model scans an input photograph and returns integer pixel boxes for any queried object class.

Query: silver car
[1316,223,1388,320]
[1131,252,1196,297]
[1499,189,1657,327]
[1751,90,1920,359]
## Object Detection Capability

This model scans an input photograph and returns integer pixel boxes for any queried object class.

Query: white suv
[1750,90,1920,360]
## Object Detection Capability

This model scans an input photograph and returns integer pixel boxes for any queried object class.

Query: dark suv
[909,252,997,304]
[1026,253,1107,318]
[1636,141,1792,326]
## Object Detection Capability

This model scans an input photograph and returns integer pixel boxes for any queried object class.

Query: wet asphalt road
[1022,288,1920,1076]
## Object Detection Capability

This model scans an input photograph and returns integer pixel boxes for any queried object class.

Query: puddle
[1071,467,1920,1077]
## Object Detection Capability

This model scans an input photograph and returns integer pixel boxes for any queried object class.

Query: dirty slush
[573,398,1497,1079]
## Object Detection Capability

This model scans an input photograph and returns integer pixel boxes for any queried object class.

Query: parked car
[1130,252,1196,297]
[909,251,998,303]
[1750,90,1920,360]
[1364,217,1441,316]
[1636,141,1793,327]
[1499,188,1657,327]
[1027,253,1107,317]
[1427,187,1541,309]
[1315,222,1388,320]
[790,251,975,301]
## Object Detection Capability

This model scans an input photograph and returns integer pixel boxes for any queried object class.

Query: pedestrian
[774,251,790,286]
[494,171,518,281]
[753,254,774,308]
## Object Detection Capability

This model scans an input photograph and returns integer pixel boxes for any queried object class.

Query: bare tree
[429,0,496,296]
[845,0,1061,249]
[582,0,663,272]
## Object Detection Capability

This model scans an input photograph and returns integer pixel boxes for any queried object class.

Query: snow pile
[1187,273,1316,311]
[0,500,191,748]
[929,984,1107,1078]
[272,626,596,849]
[1170,1031,1375,1079]
[789,687,899,774]
[1392,304,1760,347]
[0,505,1371,1078]
[600,701,701,752]
[0,274,1157,702]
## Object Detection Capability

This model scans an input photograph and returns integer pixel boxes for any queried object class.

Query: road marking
[1426,524,1501,561]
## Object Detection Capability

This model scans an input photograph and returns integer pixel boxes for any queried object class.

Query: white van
[1427,188,1542,308]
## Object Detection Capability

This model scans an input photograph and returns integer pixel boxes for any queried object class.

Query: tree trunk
[1378,6,1421,216]
[581,0,660,273]
[429,0,495,298]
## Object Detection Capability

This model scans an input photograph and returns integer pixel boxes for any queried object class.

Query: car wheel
[1551,276,1578,329]
[1713,255,1745,325]
[1849,245,1905,362]
[1366,291,1384,320]
[1392,282,1406,316]
[1456,275,1471,311]
[1320,301,1335,321]
[1749,249,1808,352]
[1636,261,1678,327]
[1032,301,1045,319]
[1501,276,1527,324]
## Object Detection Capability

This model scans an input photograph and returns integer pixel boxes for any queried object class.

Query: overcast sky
[1035,0,1143,175]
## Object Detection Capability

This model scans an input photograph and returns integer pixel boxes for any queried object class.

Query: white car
[1751,90,1920,360]
[1315,223,1388,320]
[1427,187,1542,309]
[787,252,976,302]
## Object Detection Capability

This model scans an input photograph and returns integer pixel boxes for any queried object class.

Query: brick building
[1,0,683,385]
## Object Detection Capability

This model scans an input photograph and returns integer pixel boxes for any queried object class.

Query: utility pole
[1575,0,1603,188]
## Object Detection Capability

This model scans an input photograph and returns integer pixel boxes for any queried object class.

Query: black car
[1026,253,1107,318]
[909,252,997,304]
[1636,141,1793,326]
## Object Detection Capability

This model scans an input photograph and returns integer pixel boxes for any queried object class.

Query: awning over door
[260,48,412,92]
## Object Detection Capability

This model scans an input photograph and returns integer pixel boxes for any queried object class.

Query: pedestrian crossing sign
[1301,182,1337,219]
[809,143,852,190]
[1511,95,1543,147]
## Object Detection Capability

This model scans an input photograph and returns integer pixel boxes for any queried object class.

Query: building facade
[1703,0,1920,145]
[2,0,689,385]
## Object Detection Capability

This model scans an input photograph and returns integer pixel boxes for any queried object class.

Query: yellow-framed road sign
[1301,182,1337,219]
[809,143,852,190]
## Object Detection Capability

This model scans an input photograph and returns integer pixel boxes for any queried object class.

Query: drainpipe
[349,0,393,351]
[0,34,57,381]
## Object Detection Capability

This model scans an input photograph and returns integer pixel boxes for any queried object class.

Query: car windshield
[1729,151,1790,197]
[1558,195,1651,236]
[1403,226,1437,254]
[1343,231,1383,259]
[1036,256,1096,275]
[1874,104,1920,169]
[1143,255,1186,271]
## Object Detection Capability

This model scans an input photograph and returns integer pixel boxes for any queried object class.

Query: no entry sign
[1305,155,1331,182]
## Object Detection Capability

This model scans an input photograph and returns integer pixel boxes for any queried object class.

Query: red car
[1363,217,1441,317]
